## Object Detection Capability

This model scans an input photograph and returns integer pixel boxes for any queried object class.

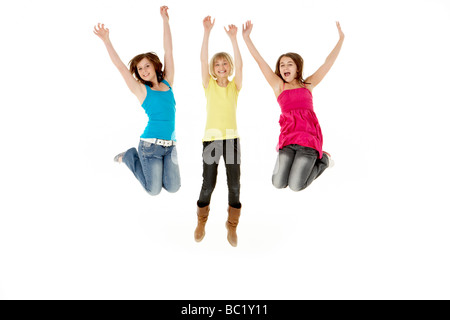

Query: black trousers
[197,138,241,209]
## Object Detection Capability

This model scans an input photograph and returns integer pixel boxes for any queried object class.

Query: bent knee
[145,186,162,196]
[288,182,308,192]
[272,176,288,189]
[165,183,181,193]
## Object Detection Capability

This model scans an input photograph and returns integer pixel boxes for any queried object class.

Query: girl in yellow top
[194,16,243,247]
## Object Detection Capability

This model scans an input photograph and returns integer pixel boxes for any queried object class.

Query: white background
[1,0,449,299]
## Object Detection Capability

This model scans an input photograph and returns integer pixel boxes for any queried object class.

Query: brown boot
[194,204,210,242]
[226,205,241,247]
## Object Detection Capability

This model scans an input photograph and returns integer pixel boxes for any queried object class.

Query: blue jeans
[272,144,329,191]
[122,140,181,195]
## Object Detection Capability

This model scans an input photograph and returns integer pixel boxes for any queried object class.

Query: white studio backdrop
[0,0,449,299]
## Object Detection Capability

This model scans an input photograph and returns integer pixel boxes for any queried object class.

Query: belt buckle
[156,139,171,147]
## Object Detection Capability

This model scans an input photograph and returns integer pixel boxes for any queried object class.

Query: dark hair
[129,52,164,87]
[275,52,310,85]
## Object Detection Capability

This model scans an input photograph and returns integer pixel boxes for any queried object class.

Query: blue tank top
[140,79,176,141]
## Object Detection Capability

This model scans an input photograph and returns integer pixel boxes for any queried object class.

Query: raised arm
[201,16,215,88]
[225,25,243,91]
[242,21,283,96]
[93,23,145,102]
[160,6,174,86]
[305,22,345,89]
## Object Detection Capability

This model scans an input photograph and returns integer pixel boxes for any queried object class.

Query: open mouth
[284,72,291,78]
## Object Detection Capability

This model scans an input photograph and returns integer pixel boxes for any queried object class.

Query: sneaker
[113,152,126,163]
[323,151,335,168]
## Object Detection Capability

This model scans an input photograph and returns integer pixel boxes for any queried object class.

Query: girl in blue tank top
[94,6,180,195]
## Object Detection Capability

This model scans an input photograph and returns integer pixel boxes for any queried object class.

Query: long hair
[129,52,164,87]
[209,52,234,80]
[275,52,310,85]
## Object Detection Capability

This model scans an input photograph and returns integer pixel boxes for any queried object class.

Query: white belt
[141,138,176,147]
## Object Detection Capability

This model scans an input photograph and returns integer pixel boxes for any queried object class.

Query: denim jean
[198,138,241,208]
[272,144,329,192]
[122,140,181,195]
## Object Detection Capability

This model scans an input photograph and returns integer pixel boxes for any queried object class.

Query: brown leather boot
[194,205,210,242]
[226,205,241,247]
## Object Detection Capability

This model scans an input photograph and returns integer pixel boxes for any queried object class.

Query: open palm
[224,24,238,38]
[242,20,253,38]
[203,16,215,31]
[93,23,109,42]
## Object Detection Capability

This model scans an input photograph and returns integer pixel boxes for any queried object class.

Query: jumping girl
[242,21,344,192]
[94,6,180,196]
[194,16,243,247]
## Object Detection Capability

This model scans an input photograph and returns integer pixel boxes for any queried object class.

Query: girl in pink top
[243,21,344,191]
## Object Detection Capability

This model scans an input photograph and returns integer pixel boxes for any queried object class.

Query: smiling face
[275,52,306,85]
[137,58,156,82]
[279,56,298,83]
[129,52,164,87]
[209,52,234,80]
[214,58,230,79]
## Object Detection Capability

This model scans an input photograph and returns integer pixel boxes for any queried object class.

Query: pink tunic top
[276,85,323,159]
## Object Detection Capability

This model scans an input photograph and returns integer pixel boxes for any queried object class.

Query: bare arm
[225,25,243,91]
[160,6,174,86]
[242,21,283,96]
[305,22,345,89]
[93,23,145,102]
[201,16,215,89]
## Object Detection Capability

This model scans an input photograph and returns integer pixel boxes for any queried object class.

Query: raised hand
[93,22,146,102]
[305,22,345,89]
[336,21,344,40]
[93,23,110,42]
[203,16,215,32]
[242,20,253,39]
[160,6,169,21]
[161,5,174,86]
[224,24,238,39]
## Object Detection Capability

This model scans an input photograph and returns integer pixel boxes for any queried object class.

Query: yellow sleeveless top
[203,76,240,142]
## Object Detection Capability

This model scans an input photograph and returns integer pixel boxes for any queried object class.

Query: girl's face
[279,56,298,83]
[137,58,156,82]
[214,58,230,79]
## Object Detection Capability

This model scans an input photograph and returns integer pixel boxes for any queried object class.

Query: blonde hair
[209,52,234,79]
